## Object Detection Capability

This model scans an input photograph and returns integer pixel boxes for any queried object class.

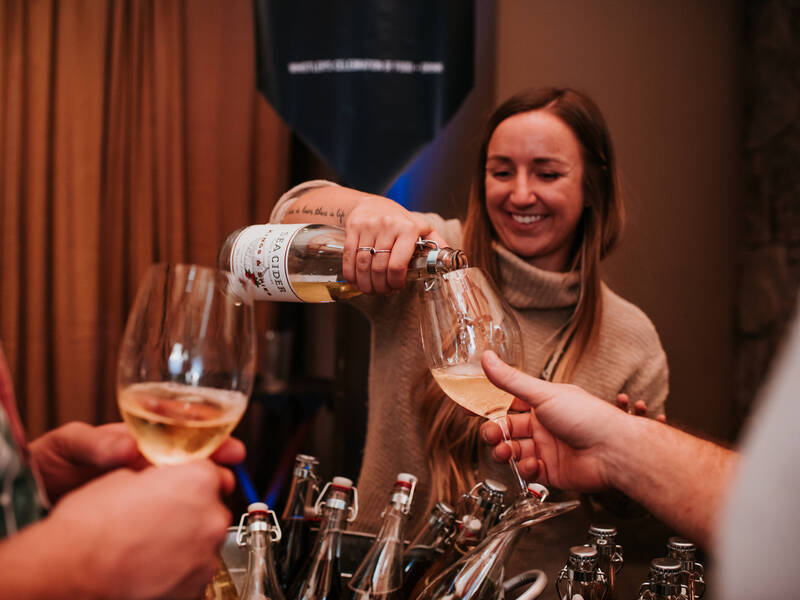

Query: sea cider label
[230,224,305,301]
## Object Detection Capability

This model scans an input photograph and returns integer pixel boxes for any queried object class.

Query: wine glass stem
[491,415,527,492]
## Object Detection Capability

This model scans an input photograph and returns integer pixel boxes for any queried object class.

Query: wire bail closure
[236,507,282,546]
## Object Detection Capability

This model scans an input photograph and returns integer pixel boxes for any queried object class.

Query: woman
[271,87,668,578]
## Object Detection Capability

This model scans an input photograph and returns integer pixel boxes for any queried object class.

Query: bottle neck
[375,507,408,544]
[283,476,313,521]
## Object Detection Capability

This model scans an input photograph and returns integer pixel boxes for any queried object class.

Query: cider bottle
[400,502,457,598]
[587,523,624,599]
[555,545,609,600]
[666,537,705,600]
[636,558,689,600]
[218,224,467,303]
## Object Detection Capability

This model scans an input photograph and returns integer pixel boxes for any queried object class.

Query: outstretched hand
[29,422,246,501]
[479,351,631,492]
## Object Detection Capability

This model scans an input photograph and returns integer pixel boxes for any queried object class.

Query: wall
[493,1,743,440]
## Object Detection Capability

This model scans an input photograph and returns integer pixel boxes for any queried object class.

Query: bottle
[347,473,418,599]
[278,454,321,591]
[415,485,580,600]
[636,558,689,600]
[587,523,624,599]
[400,502,457,598]
[289,476,358,600]
[408,479,508,598]
[203,561,240,600]
[238,502,286,600]
[555,545,609,600]
[453,479,508,551]
[665,537,705,600]
[218,224,468,303]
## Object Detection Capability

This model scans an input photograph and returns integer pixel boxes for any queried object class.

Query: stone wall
[737,0,800,423]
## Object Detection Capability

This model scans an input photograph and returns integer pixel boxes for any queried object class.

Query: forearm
[0,519,95,599]
[280,186,386,226]
[606,417,739,547]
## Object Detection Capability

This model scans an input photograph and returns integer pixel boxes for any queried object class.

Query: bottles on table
[415,483,579,600]
[587,523,624,599]
[347,473,418,599]
[665,537,705,600]
[219,224,468,303]
[289,476,358,600]
[636,558,689,600]
[239,502,286,600]
[400,501,457,598]
[453,479,508,552]
[555,545,609,600]
[278,454,321,591]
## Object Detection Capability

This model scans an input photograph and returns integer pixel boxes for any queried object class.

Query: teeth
[511,214,546,224]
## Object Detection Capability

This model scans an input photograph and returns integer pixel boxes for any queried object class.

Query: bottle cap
[396,473,418,488]
[650,557,682,575]
[461,515,482,536]
[296,453,319,463]
[526,483,548,500]
[484,479,508,494]
[247,502,270,514]
[570,545,599,560]
[433,501,455,516]
[588,523,618,538]
[332,476,353,488]
[666,537,696,552]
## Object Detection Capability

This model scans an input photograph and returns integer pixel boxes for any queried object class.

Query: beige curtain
[0,0,289,438]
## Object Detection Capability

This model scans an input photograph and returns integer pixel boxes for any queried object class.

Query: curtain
[0,0,289,438]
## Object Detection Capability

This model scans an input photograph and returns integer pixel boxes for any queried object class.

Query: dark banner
[253,0,474,193]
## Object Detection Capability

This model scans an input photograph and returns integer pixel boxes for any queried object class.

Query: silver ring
[357,246,375,254]
[372,249,391,254]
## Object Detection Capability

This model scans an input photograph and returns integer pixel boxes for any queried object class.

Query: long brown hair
[422,88,625,512]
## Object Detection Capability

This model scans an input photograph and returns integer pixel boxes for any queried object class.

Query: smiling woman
[269,87,666,583]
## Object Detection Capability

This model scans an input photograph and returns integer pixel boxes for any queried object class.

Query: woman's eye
[490,170,512,179]
[539,172,561,181]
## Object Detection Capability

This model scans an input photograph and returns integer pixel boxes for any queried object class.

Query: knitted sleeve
[622,341,669,418]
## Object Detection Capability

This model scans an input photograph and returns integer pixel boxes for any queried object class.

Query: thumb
[481,351,552,410]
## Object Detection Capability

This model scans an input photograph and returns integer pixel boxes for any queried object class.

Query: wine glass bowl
[117,263,256,465]
[418,267,527,490]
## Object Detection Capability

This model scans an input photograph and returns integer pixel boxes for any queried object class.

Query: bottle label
[229,224,306,301]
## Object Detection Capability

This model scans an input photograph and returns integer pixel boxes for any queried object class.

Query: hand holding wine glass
[117,263,256,466]
[418,267,527,492]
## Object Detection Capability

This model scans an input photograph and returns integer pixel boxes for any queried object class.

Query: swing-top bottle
[347,473,418,599]
[219,224,468,303]
[238,502,286,600]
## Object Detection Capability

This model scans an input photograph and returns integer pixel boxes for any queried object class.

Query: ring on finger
[357,246,376,254]
[372,249,391,254]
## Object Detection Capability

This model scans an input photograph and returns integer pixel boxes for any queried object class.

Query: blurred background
[1,0,798,515]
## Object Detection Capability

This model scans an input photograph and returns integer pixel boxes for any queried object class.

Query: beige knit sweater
[271,183,670,579]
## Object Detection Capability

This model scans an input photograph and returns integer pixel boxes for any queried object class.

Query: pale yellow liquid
[118,381,247,465]
[431,364,514,420]
[290,276,362,302]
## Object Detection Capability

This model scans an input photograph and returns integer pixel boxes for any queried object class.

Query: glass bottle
[238,502,286,600]
[453,479,508,552]
[555,545,609,600]
[347,473,418,599]
[400,502,457,598]
[665,537,705,600]
[203,561,240,600]
[636,558,689,600]
[278,454,321,591]
[218,224,468,303]
[415,487,579,600]
[289,476,358,600]
[587,524,623,599]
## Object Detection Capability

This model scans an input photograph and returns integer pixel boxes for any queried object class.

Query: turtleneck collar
[493,242,580,310]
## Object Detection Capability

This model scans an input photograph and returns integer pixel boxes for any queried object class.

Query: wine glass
[117,263,256,466]
[418,267,527,492]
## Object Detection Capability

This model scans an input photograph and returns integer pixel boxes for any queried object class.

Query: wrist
[601,413,654,493]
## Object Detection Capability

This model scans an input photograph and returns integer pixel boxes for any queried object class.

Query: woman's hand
[615,393,666,423]
[342,197,446,294]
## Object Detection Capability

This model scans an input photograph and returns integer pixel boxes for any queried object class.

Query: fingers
[481,351,553,409]
[480,412,533,445]
[633,400,649,417]
[615,393,630,413]
[216,466,236,496]
[210,437,246,465]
